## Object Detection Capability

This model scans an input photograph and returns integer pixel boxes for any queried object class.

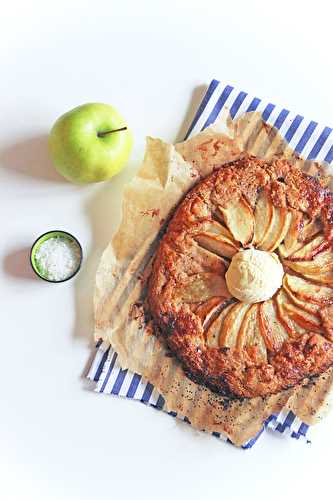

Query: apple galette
[147,156,333,398]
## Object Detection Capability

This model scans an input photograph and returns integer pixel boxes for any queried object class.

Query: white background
[1,1,333,499]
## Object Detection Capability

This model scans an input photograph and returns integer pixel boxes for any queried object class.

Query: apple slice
[283,259,318,275]
[319,306,333,341]
[278,288,323,333]
[283,301,323,333]
[283,282,319,316]
[275,289,307,338]
[278,243,292,259]
[198,220,234,240]
[214,206,229,227]
[258,206,291,252]
[280,215,322,258]
[282,211,304,255]
[284,274,333,306]
[177,273,231,303]
[286,234,329,261]
[195,297,226,329]
[194,233,239,259]
[308,248,333,268]
[206,303,235,348]
[193,220,240,259]
[218,197,254,247]
[192,244,228,275]
[219,303,251,348]
[301,217,322,241]
[284,248,333,275]
[236,304,267,362]
[301,270,333,286]
[275,210,292,252]
[258,300,289,351]
[253,192,273,246]
[304,248,333,269]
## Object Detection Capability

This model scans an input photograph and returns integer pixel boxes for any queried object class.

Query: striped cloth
[87,80,333,448]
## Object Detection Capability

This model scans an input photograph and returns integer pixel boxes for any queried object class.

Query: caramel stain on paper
[140,208,161,218]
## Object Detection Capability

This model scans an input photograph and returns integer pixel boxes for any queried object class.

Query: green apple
[48,103,133,183]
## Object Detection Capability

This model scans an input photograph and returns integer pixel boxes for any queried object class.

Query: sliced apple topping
[275,286,323,335]
[275,289,307,338]
[283,260,316,276]
[277,284,323,334]
[258,300,289,351]
[282,211,304,255]
[282,300,323,333]
[284,274,333,306]
[236,304,267,362]
[286,234,328,262]
[214,206,229,226]
[279,215,322,259]
[305,248,333,270]
[258,206,291,252]
[193,220,240,259]
[194,224,239,256]
[301,217,322,241]
[197,220,234,240]
[195,297,227,329]
[206,303,235,348]
[191,244,228,274]
[283,283,319,316]
[177,272,231,303]
[252,191,273,246]
[194,234,239,259]
[218,197,254,247]
[301,269,333,286]
[219,303,251,348]
[284,256,333,281]
[284,247,333,275]
[319,306,333,341]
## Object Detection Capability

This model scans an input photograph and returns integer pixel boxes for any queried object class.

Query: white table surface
[1,1,333,499]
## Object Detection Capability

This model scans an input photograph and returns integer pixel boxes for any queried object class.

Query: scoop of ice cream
[225,248,284,303]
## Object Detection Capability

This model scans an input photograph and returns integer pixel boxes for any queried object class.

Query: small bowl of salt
[30,230,83,283]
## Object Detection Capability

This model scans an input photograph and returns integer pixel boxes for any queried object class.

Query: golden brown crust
[147,156,333,398]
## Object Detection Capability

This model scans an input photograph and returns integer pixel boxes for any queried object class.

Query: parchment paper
[94,112,333,446]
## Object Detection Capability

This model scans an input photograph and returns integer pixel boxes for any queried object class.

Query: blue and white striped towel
[87,80,333,448]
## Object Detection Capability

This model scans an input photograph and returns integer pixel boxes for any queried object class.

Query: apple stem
[97,126,127,138]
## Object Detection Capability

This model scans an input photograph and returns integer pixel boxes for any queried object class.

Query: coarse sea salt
[35,237,81,281]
